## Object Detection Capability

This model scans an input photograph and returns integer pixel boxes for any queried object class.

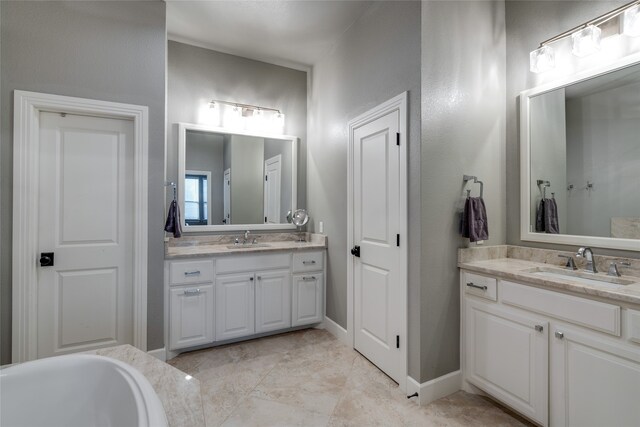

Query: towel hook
[165,181,177,202]
[463,175,484,198]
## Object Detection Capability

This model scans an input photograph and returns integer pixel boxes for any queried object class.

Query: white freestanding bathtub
[0,354,168,427]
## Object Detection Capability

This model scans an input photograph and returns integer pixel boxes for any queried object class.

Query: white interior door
[36,112,134,358]
[351,106,405,385]
[264,155,281,224]
[223,168,231,224]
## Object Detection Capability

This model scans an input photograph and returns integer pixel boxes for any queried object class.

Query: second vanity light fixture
[208,99,285,133]
[530,0,640,73]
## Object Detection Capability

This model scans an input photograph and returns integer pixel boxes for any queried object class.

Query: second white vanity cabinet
[255,269,291,333]
[461,269,640,427]
[215,273,256,340]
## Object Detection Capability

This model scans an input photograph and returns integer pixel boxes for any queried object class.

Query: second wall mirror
[178,123,298,232]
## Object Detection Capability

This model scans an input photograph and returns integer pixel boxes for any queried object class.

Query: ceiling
[166,0,374,70]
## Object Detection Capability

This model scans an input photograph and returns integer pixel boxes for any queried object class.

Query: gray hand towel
[164,200,182,238]
[544,198,559,234]
[535,199,545,232]
[462,197,489,242]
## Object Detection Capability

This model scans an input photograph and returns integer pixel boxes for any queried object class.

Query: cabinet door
[215,273,255,340]
[255,270,291,333]
[292,273,324,327]
[550,325,640,427]
[465,298,548,425]
[169,284,214,350]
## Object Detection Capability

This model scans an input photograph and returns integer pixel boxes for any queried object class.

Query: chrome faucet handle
[608,261,631,277]
[558,254,577,270]
[252,237,258,244]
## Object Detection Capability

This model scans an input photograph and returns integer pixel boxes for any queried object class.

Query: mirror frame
[520,52,640,251]
[178,122,298,232]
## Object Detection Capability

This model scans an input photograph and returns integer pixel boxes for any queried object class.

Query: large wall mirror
[520,54,640,251]
[178,123,297,232]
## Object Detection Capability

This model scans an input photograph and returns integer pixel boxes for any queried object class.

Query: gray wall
[185,131,225,224]
[505,0,640,259]
[264,138,293,223]
[421,1,506,381]
[230,135,264,225]
[529,88,567,233]
[0,1,167,364]
[307,1,422,380]
[167,41,307,221]
[565,81,640,237]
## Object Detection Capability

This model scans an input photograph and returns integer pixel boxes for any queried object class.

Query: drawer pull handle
[184,270,201,276]
[534,325,544,332]
[183,289,201,296]
[466,282,487,291]
[302,276,316,281]
[555,331,564,339]
[302,260,316,265]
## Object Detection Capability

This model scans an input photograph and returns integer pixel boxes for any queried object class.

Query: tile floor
[168,329,531,426]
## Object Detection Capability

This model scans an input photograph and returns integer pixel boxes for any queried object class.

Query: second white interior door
[352,106,405,385]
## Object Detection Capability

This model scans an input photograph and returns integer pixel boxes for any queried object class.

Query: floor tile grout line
[325,350,360,425]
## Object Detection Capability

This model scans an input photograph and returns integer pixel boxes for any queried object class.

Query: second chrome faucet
[576,247,597,273]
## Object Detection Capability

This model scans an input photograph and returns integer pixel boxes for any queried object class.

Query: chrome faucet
[576,247,598,273]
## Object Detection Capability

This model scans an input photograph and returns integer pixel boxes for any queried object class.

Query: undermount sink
[523,267,635,288]
[226,243,271,249]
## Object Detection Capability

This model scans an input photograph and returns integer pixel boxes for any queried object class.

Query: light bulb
[571,25,602,57]
[530,45,555,73]
[622,4,640,37]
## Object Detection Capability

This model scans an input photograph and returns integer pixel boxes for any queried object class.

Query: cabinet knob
[534,325,544,332]
[257,276,262,281]
[555,331,564,339]
[249,277,254,281]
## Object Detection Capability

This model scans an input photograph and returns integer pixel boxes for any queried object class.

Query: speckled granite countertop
[165,232,327,259]
[459,245,640,306]
[90,345,205,427]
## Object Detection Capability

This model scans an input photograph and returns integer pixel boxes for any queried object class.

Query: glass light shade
[571,25,602,57]
[622,5,640,37]
[530,45,555,73]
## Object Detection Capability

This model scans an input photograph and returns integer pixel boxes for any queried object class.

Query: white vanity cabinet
[215,273,256,340]
[292,251,324,327]
[464,298,548,424]
[166,248,325,354]
[461,269,640,427]
[550,325,640,427]
[167,259,215,351]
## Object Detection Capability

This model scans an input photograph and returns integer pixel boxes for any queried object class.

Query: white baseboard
[147,348,166,362]
[407,370,462,406]
[322,316,349,346]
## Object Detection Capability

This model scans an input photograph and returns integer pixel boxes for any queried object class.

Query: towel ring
[463,175,483,198]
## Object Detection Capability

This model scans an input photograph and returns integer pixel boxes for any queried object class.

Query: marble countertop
[459,245,640,306]
[165,232,327,259]
[91,345,205,427]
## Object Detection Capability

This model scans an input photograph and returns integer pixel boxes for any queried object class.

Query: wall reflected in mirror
[529,62,640,240]
[183,128,295,227]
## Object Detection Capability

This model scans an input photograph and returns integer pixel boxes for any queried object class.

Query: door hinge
[265,216,267,222]
[396,132,400,146]
[265,175,268,181]
[396,335,400,349]
[396,234,400,247]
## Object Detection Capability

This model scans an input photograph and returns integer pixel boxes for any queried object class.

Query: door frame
[12,90,149,362]
[347,92,408,390]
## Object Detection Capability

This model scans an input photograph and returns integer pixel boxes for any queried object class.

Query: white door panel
[215,273,255,340]
[264,155,281,224]
[37,112,134,358]
[223,168,231,224]
[353,108,403,384]
[255,270,291,333]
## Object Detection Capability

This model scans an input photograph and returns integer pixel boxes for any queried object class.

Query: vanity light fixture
[208,99,285,133]
[530,0,640,73]
[622,4,640,37]
[571,25,602,57]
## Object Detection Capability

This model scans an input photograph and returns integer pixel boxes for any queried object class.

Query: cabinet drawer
[463,272,497,301]
[501,280,621,336]
[292,251,324,273]
[216,253,290,274]
[170,259,214,284]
